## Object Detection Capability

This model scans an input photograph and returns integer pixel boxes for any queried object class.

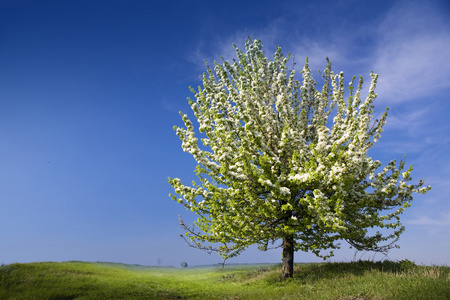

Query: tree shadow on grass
[292,260,420,282]
[287,260,450,300]
[47,295,81,300]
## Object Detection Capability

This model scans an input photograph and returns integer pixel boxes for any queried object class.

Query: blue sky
[1,0,449,267]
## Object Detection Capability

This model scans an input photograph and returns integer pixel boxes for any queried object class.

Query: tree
[168,38,430,279]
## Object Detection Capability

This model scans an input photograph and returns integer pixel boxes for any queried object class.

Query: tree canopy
[168,38,430,278]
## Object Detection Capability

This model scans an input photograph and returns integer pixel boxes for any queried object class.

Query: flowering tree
[168,38,430,279]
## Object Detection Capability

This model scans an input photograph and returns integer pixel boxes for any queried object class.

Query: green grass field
[0,260,448,299]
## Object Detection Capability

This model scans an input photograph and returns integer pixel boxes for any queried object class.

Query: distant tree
[169,38,430,279]
[181,261,188,268]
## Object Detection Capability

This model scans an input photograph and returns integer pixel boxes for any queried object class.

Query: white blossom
[169,38,430,272]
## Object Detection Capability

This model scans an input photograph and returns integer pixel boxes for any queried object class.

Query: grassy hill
[0,260,448,299]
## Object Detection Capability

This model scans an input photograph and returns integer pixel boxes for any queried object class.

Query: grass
[0,260,448,299]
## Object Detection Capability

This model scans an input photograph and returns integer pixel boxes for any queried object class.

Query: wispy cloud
[407,212,450,226]
[378,101,450,155]
[387,106,429,127]
[186,31,252,73]
[191,1,450,107]
[373,1,450,104]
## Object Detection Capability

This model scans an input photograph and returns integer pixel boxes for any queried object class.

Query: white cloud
[290,39,346,71]
[189,1,450,106]
[190,27,286,72]
[373,1,450,104]
[374,105,449,155]
[384,106,429,131]
[407,212,450,226]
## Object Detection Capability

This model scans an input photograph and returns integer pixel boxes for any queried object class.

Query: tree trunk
[281,235,294,279]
